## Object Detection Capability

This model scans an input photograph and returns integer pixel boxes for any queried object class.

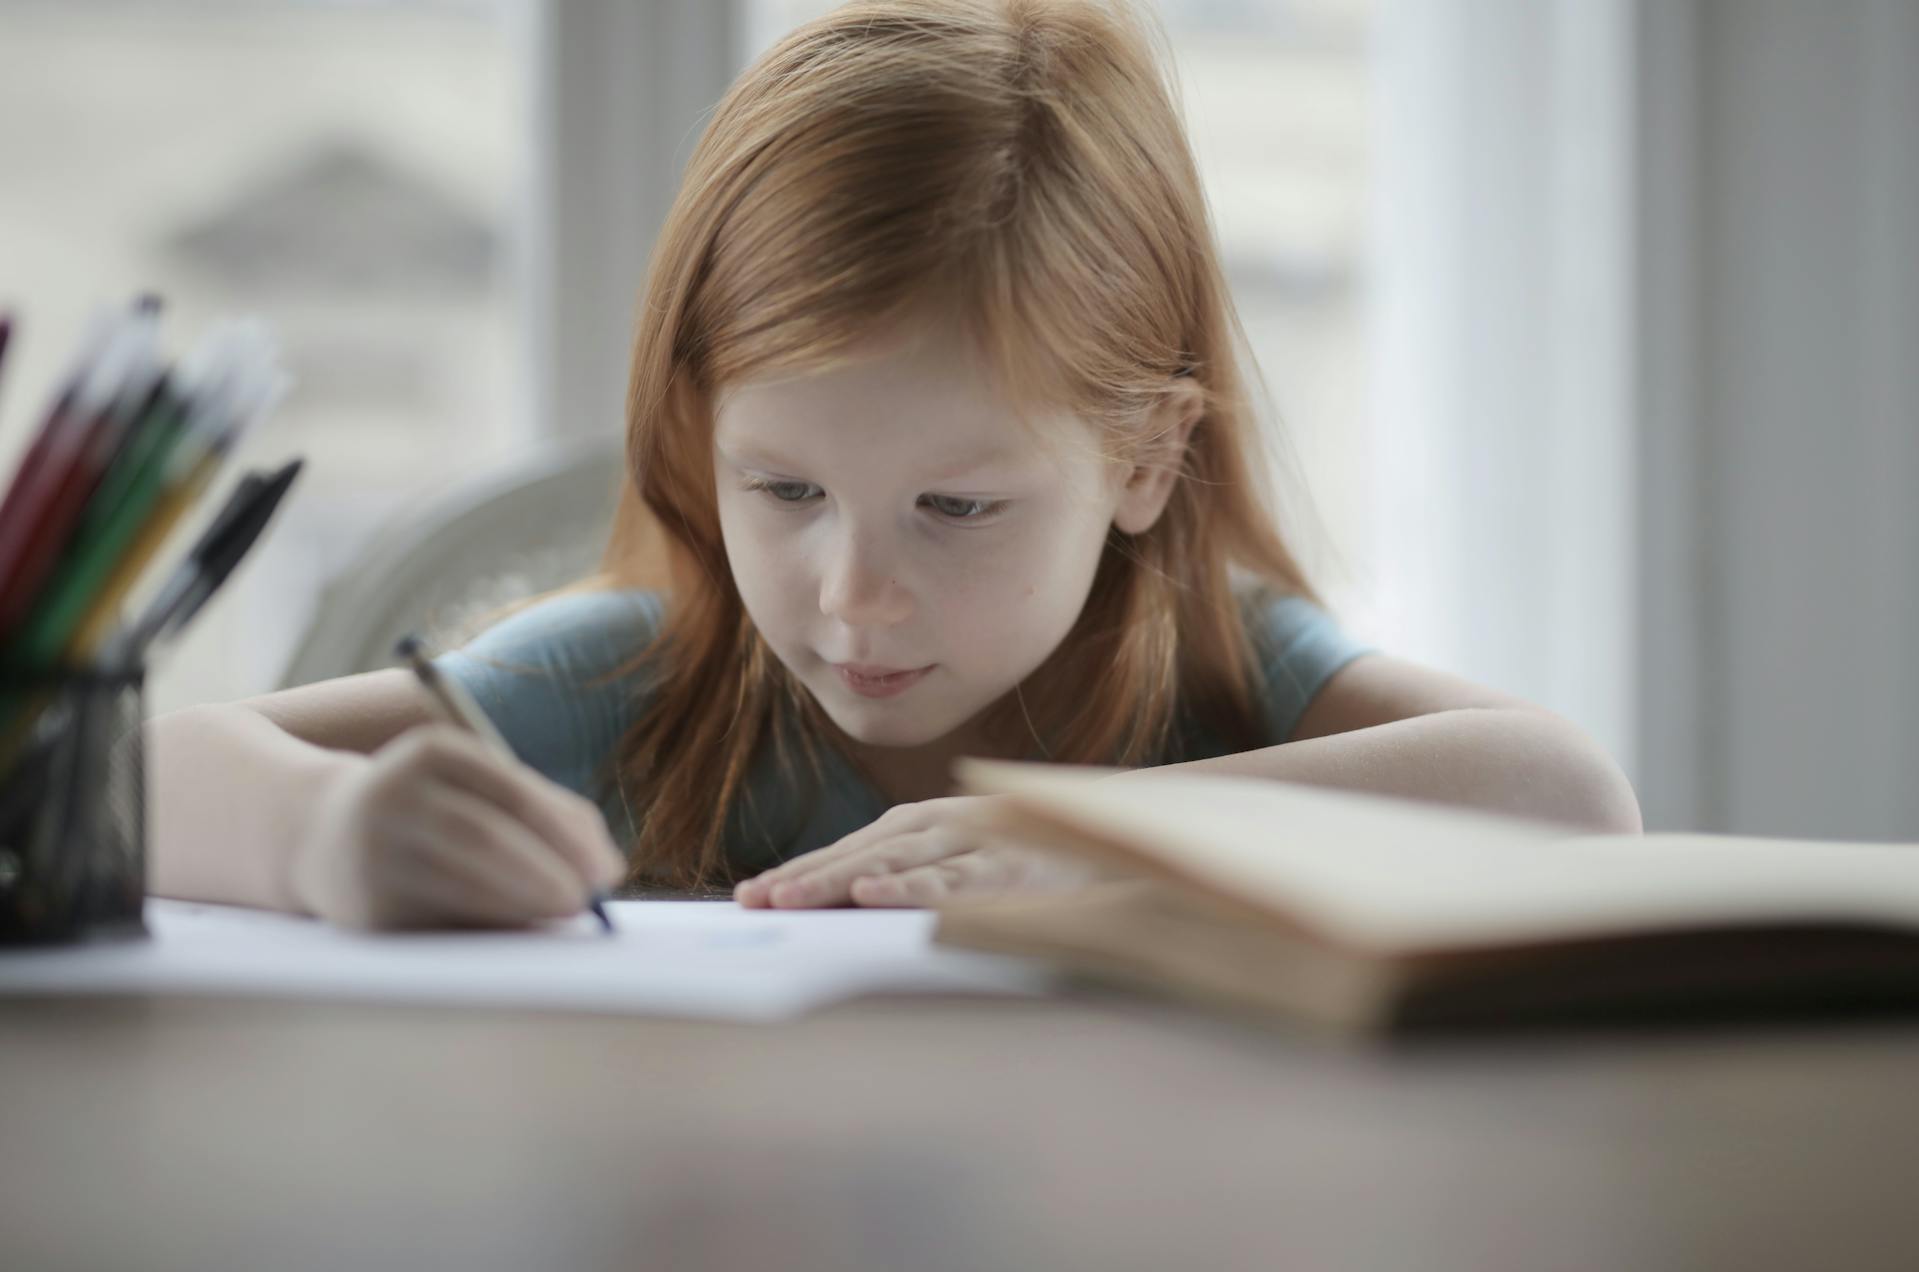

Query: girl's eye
[921,494,1007,521]
[742,477,821,504]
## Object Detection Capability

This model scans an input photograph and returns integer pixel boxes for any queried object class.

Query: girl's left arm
[735,654,1642,909]
[1153,653,1643,834]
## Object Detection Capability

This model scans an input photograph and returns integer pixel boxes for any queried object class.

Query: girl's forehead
[717,319,1003,415]
[715,351,1097,466]
[715,404,1095,482]
[709,298,1119,474]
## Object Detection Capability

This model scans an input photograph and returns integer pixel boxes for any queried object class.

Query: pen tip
[394,633,423,663]
[590,893,617,934]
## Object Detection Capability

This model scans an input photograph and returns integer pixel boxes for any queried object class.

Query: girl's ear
[1112,378,1204,535]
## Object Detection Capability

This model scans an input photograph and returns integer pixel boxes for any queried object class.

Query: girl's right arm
[145,670,624,930]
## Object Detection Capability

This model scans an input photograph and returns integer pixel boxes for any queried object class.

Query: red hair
[593,0,1323,886]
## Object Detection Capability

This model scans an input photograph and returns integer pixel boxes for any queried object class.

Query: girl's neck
[847,744,961,806]
[841,716,1030,807]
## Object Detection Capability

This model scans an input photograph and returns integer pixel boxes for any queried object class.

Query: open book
[939,760,1919,1035]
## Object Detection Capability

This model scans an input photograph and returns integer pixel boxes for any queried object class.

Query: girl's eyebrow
[922,455,1023,485]
[714,441,801,470]
[717,438,1027,483]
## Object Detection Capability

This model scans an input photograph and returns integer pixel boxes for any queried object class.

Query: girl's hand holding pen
[288,724,625,931]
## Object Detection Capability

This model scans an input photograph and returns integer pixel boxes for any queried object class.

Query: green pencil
[6,385,197,667]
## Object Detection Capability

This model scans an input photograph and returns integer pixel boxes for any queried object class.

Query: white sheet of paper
[0,899,1052,1022]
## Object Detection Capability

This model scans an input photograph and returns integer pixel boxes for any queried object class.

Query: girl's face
[712,317,1127,754]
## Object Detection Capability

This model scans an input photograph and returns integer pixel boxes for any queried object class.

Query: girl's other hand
[289,724,625,931]
[732,795,1096,909]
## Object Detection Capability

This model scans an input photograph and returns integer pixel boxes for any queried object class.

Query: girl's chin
[812,692,977,750]
[820,711,952,750]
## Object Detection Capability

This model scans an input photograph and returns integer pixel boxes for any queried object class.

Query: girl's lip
[833,663,934,698]
[836,662,928,678]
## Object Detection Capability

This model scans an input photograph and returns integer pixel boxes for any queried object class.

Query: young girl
[149,0,1640,931]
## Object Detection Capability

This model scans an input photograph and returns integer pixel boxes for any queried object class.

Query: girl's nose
[817,531,913,628]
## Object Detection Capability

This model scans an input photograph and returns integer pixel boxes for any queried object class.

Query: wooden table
[4,985,1918,1272]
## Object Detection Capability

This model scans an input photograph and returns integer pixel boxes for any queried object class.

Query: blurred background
[0,0,1913,842]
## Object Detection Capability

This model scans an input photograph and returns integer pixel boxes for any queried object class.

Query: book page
[956,760,1919,953]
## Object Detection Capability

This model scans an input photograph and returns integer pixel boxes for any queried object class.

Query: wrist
[275,748,364,916]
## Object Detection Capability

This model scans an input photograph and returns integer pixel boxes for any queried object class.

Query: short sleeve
[430,589,666,800]
[1242,590,1374,744]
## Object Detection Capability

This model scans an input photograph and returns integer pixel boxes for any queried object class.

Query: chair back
[277,435,625,687]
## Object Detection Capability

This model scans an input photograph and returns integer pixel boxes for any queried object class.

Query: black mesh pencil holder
[0,664,148,945]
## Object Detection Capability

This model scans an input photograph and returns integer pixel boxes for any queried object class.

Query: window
[0,0,530,713]
[1,0,1378,713]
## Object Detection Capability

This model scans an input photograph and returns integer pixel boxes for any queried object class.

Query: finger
[399,781,586,923]
[384,836,544,929]
[763,826,972,909]
[734,802,944,905]
[418,730,624,888]
[395,726,625,889]
[758,828,954,908]
[352,800,555,931]
[849,850,1017,908]
[734,824,892,905]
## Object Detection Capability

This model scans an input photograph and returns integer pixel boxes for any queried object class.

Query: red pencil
[0,312,115,579]
[0,316,154,634]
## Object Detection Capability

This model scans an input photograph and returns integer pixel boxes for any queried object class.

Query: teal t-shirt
[433,588,1372,873]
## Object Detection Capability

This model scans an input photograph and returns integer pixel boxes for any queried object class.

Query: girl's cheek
[926,552,1004,608]
[723,518,800,604]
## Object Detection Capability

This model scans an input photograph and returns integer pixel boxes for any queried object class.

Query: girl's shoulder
[1232,584,1376,745]
[429,587,668,798]
[444,587,667,679]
